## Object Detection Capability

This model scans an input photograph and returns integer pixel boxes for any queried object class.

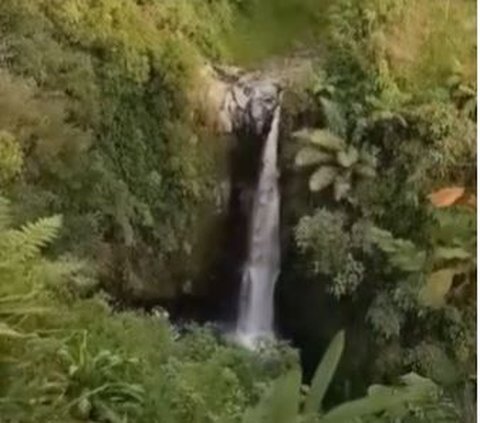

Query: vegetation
[0,0,476,422]
[293,128,377,200]
[286,0,476,420]
[0,196,294,421]
[243,331,449,423]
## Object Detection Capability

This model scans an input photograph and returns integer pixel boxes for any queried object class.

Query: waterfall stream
[236,106,281,348]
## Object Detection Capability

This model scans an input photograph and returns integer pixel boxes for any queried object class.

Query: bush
[286,0,476,413]
[0,0,236,298]
[0,196,293,422]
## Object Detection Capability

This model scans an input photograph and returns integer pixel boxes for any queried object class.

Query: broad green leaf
[242,369,302,423]
[336,145,359,168]
[270,369,302,423]
[304,331,345,414]
[419,268,456,308]
[400,372,438,390]
[433,247,471,262]
[390,250,426,273]
[295,147,334,168]
[320,372,436,423]
[293,129,346,152]
[309,166,337,192]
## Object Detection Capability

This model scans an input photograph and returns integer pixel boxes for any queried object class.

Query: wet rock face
[198,64,282,135]
[221,76,282,135]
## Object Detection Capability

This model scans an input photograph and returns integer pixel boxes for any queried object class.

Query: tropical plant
[292,128,376,200]
[0,196,89,342]
[369,204,476,309]
[57,331,145,421]
[242,331,439,423]
[0,130,23,186]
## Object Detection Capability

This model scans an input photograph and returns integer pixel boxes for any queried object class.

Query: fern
[0,198,90,347]
[0,196,11,232]
[369,226,427,272]
[0,215,62,265]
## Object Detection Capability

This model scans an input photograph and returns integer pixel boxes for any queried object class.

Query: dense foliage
[0,0,476,422]
[285,0,476,419]
[0,195,298,421]
[0,0,242,301]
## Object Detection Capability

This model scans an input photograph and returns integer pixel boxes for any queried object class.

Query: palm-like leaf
[336,145,359,168]
[295,147,334,168]
[419,268,457,309]
[293,129,376,198]
[293,129,346,152]
[304,331,345,414]
[309,166,338,192]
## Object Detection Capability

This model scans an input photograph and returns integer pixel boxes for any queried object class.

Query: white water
[236,106,281,348]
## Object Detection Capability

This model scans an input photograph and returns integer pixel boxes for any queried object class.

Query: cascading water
[236,105,281,348]
[213,73,282,347]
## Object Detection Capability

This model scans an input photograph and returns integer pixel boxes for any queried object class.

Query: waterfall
[236,106,281,348]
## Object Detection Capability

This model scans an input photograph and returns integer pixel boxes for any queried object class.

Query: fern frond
[0,196,11,231]
[369,227,426,272]
[0,215,62,263]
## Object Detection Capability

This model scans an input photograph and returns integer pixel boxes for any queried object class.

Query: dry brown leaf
[428,187,465,208]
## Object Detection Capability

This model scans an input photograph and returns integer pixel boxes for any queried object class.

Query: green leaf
[419,268,456,308]
[304,331,345,414]
[309,166,337,192]
[333,175,350,201]
[320,373,436,423]
[270,370,302,423]
[293,129,346,152]
[242,369,302,423]
[0,196,11,231]
[0,322,27,338]
[353,163,376,178]
[295,147,334,168]
[369,227,426,272]
[336,145,359,168]
[433,247,471,262]
[319,98,347,138]
[0,305,50,316]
